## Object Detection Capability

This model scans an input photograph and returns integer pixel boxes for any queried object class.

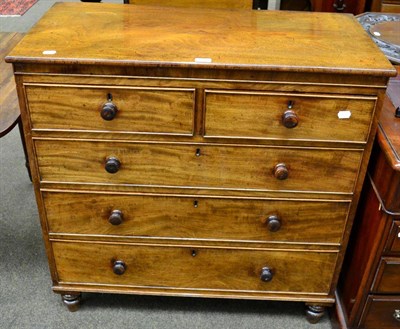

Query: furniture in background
[310,0,366,14]
[0,32,31,181]
[124,0,253,9]
[337,66,400,329]
[6,2,395,323]
[336,14,400,329]
[370,0,400,12]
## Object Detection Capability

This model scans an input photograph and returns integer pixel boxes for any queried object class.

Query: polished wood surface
[34,140,362,193]
[310,0,366,14]
[127,0,253,9]
[6,3,396,76]
[388,221,400,253]
[43,191,349,244]
[8,3,395,319]
[359,296,400,328]
[204,91,376,142]
[337,68,400,328]
[25,84,195,135]
[371,258,400,293]
[377,66,400,173]
[52,241,337,294]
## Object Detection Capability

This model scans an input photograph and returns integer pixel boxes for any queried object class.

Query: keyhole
[193,200,198,208]
[107,93,113,102]
[287,100,294,109]
[191,250,197,257]
[196,148,201,157]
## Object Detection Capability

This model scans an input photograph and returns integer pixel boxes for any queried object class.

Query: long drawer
[43,191,349,243]
[52,241,337,294]
[25,84,195,135]
[35,140,362,193]
[204,91,376,142]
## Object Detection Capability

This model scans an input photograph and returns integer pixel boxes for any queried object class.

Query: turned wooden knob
[101,102,118,121]
[105,156,120,174]
[109,210,123,225]
[266,215,281,232]
[113,260,126,275]
[260,267,273,282]
[274,163,289,180]
[282,110,299,128]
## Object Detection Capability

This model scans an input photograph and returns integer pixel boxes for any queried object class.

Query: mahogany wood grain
[25,84,195,135]
[387,221,400,253]
[7,2,395,318]
[42,191,349,244]
[127,0,253,9]
[34,140,362,193]
[371,257,400,293]
[5,3,396,77]
[204,91,376,142]
[310,0,367,14]
[359,296,400,328]
[52,241,337,294]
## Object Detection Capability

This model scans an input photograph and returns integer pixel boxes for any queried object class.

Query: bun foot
[61,293,82,312]
[305,304,326,324]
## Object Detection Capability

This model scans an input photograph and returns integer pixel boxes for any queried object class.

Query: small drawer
[204,91,376,143]
[25,84,195,135]
[43,191,350,244]
[371,257,400,293]
[359,295,400,329]
[52,241,337,294]
[386,221,400,254]
[35,140,362,193]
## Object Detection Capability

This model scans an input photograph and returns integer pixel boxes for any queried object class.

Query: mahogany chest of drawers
[338,68,400,328]
[6,2,396,323]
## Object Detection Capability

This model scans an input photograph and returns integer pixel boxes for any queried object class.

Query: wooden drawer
[372,257,400,293]
[25,84,195,135]
[52,241,337,294]
[35,140,362,193]
[360,296,400,329]
[387,221,400,254]
[204,91,376,142]
[43,191,349,244]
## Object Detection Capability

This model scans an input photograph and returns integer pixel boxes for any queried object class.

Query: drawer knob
[101,102,118,121]
[260,266,274,282]
[282,110,299,128]
[274,163,289,180]
[266,215,281,232]
[394,309,400,321]
[105,156,121,174]
[113,260,126,275]
[109,210,123,225]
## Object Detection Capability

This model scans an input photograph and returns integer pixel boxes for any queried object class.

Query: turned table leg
[305,304,326,324]
[61,293,82,312]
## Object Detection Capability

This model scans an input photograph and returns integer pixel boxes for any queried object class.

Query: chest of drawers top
[6,2,395,80]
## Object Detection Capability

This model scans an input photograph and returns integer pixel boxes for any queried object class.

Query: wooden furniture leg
[61,293,82,312]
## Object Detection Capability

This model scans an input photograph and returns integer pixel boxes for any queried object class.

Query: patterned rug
[0,0,38,17]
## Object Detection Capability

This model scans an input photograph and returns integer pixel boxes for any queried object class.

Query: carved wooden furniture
[337,66,400,328]
[6,2,396,323]
[0,32,31,180]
